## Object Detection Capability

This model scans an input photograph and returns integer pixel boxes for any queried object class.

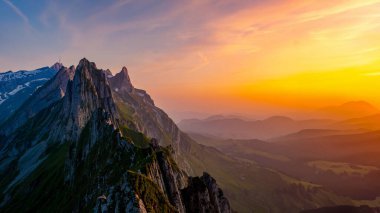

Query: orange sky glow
[145,0,380,119]
[2,0,380,120]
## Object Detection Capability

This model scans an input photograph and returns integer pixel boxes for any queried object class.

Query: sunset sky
[1,0,380,120]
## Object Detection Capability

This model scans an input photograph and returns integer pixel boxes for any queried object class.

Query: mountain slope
[0,59,231,213]
[0,65,75,136]
[335,113,380,131]
[186,132,380,211]
[0,63,61,124]
[108,66,193,175]
[181,139,354,213]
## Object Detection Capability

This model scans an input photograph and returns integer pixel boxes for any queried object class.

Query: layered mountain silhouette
[0,59,231,213]
[178,102,380,140]
[178,115,334,140]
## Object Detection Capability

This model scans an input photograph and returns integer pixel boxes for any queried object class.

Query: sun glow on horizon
[162,0,380,115]
[2,0,380,118]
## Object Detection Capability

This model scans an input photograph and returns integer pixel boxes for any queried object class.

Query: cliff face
[0,58,231,213]
[182,173,232,213]
[109,67,189,154]
[108,66,194,176]
[61,58,120,141]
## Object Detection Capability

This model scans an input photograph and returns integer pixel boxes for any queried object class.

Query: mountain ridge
[0,58,231,213]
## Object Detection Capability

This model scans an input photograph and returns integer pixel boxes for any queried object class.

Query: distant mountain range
[178,115,335,140]
[0,63,62,124]
[315,101,379,120]
[178,101,380,140]
[179,102,380,212]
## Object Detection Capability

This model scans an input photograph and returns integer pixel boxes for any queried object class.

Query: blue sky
[0,0,265,72]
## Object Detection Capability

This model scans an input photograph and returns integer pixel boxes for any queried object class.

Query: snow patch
[137,91,145,97]
[8,85,25,95]
[30,78,49,82]
[35,86,43,91]
[0,69,43,81]
[23,78,49,87]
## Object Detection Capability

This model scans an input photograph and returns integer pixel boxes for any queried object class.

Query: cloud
[298,0,380,23]
[2,0,32,30]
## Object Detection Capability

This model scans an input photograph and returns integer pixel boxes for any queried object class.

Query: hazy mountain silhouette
[315,101,379,120]
[336,113,380,131]
[178,115,334,140]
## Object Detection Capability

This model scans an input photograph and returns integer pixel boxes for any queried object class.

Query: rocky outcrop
[181,172,232,213]
[50,62,64,72]
[61,58,120,141]
[109,67,133,93]
[109,67,190,157]
[146,145,187,212]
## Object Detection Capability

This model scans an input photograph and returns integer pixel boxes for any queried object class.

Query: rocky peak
[50,62,64,72]
[62,58,119,141]
[109,66,134,93]
[121,66,128,74]
[104,69,113,78]
[77,58,96,70]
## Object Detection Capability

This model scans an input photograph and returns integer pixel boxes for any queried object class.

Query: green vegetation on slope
[183,141,353,213]
[307,160,379,176]
[128,171,177,213]
[120,125,150,148]
[1,143,70,213]
[1,119,178,212]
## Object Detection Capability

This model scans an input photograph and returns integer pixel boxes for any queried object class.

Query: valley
[180,112,380,212]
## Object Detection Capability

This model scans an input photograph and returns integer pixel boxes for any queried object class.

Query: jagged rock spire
[109,66,134,93]
[50,62,64,72]
[62,58,119,141]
